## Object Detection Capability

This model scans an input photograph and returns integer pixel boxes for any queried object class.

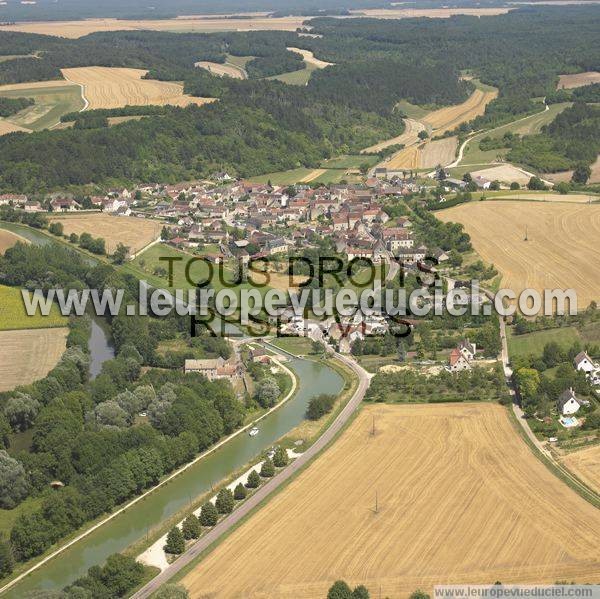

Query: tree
[215,487,234,514]
[418,130,429,140]
[571,163,591,184]
[0,538,14,577]
[306,394,336,420]
[260,457,275,478]
[94,400,129,428]
[462,172,473,183]
[234,482,247,500]
[256,377,280,408]
[181,514,201,540]
[199,501,218,526]
[527,176,546,190]
[154,584,190,599]
[583,411,600,430]
[273,447,288,468]
[409,591,431,599]
[112,243,130,265]
[328,580,353,599]
[246,469,261,489]
[164,526,185,554]
[554,181,570,194]
[489,180,501,191]
[4,393,40,432]
[353,586,370,599]
[48,222,63,236]
[510,181,520,190]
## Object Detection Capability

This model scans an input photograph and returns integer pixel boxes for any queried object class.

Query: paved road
[131,352,371,598]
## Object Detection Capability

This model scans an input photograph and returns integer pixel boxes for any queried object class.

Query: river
[1,222,345,595]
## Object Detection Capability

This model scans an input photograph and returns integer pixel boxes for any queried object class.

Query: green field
[268,62,318,86]
[0,285,67,331]
[249,167,315,185]
[459,103,571,166]
[320,154,378,169]
[507,326,581,359]
[395,100,431,120]
[269,336,315,356]
[0,83,84,131]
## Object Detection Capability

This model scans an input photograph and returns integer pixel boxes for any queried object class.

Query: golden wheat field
[385,144,421,170]
[561,446,600,495]
[557,71,600,89]
[60,67,216,110]
[183,403,600,599]
[286,47,334,69]
[362,118,425,154]
[0,119,30,135]
[419,136,458,168]
[0,328,68,392]
[0,230,27,254]
[50,213,160,254]
[438,201,600,310]
[423,88,498,134]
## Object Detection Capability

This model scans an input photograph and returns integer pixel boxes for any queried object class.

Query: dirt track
[362,118,424,154]
[181,403,600,598]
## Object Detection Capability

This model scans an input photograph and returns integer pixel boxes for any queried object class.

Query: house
[473,175,492,190]
[0,194,27,206]
[557,388,584,415]
[448,348,471,372]
[50,198,80,212]
[23,200,43,212]
[249,347,270,364]
[184,358,241,380]
[458,339,477,362]
[574,351,597,374]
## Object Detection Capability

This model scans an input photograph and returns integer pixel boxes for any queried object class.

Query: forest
[0,242,247,570]
[0,6,598,190]
[0,96,33,118]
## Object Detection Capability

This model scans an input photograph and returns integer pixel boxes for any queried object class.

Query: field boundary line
[0,343,298,596]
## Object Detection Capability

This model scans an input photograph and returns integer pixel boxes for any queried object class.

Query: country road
[130,351,371,598]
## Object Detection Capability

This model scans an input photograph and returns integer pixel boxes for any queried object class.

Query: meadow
[182,403,600,598]
[438,201,600,311]
[0,284,66,331]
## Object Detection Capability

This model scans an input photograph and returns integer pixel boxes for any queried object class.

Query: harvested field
[362,118,424,154]
[423,87,498,134]
[420,136,458,168]
[470,164,532,185]
[183,403,600,598]
[0,328,68,392]
[351,7,512,18]
[50,213,160,254]
[0,229,27,254]
[299,168,328,183]
[385,144,420,170]
[195,61,246,79]
[438,201,600,310]
[590,154,600,183]
[561,445,600,495]
[0,119,30,135]
[286,47,334,69]
[491,192,596,203]
[557,71,600,89]
[0,15,308,38]
[60,67,215,110]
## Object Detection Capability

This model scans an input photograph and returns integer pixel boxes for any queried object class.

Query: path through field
[60,67,216,110]
[438,201,600,310]
[182,403,600,598]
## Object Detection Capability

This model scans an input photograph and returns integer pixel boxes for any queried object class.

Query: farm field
[0,119,30,135]
[60,67,216,110]
[561,445,600,495]
[362,118,425,154]
[489,192,597,203]
[507,326,582,359]
[547,155,600,185]
[0,80,83,132]
[0,327,68,392]
[0,284,66,331]
[423,85,498,135]
[195,61,247,79]
[420,136,458,168]
[384,144,420,170]
[459,103,570,166]
[557,71,600,89]
[182,403,600,598]
[438,201,600,310]
[470,164,532,185]
[0,229,27,254]
[250,166,361,185]
[49,213,160,254]
[268,62,318,86]
[286,47,334,69]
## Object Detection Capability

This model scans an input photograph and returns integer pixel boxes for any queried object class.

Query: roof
[574,351,592,366]
[449,348,465,366]
[185,358,224,370]
[557,388,579,410]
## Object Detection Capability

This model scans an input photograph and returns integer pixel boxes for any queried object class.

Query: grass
[319,154,378,169]
[0,84,84,131]
[268,62,318,86]
[507,326,581,359]
[395,100,431,120]
[0,285,67,331]
[249,167,315,185]
[269,336,315,356]
[0,496,44,538]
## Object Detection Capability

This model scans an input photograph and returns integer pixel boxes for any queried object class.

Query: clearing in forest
[195,61,247,79]
[60,67,216,110]
[183,403,600,598]
[557,71,600,89]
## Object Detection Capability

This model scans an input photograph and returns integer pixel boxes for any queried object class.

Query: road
[131,352,371,598]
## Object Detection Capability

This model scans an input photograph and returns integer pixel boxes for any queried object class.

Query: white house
[448,348,471,372]
[458,339,477,362]
[574,351,597,374]
[557,388,590,415]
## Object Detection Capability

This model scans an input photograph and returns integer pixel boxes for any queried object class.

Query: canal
[0,222,345,595]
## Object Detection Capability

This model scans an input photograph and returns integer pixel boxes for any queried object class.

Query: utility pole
[524,225,528,241]
[375,490,379,514]
[370,414,376,436]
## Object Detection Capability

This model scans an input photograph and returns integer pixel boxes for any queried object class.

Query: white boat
[249,427,259,436]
